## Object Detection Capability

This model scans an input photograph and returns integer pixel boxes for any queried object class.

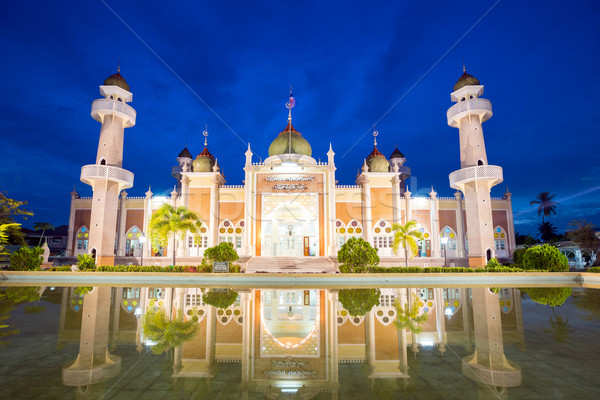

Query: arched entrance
[262,202,317,257]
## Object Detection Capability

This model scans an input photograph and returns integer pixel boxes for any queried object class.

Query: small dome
[268,122,312,157]
[192,147,215,172]
[104,71,130,92]
[390,147,405,159]
[178,147,193,159]
[453,71,480,92]
[367,147,390,172]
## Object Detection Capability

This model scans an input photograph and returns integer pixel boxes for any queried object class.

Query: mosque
[66,67,515,269]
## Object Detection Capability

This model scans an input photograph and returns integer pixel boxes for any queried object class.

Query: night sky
[1,1,599,236]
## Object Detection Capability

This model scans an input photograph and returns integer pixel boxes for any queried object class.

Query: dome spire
[203,125,208,147]
[373,128,378,147]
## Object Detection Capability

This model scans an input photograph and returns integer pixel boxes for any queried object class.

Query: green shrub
[588,266,600,273]
[94,264,240,273]
[203,242,239,263]
[338,288,381,316]
[49,266,71,271]
[520,287,572,307]
[512,248,527,265]
[485,257,502,269]
[202,289,239,309]
[522,244,569,272]
[337,237,380,273]
[74,287,93,296]
[366,265,533,273]
[9,246,43,271]
[77,254,96,270]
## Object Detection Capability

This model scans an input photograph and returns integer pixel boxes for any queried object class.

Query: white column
[504,190,516,257]
[328,167,337,257]
[454,191,465,258]
[403,190,412,223]
[67,189,78,257]
[143,188,153,259]
[434,288,446,354]
[392,169,402,225]
[429,190,441,259]
[362,176,373,244]
[116,191,128,257]
[209,178,219,247]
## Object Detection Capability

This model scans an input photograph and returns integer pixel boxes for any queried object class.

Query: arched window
[443,288,462,318]
[494,226,508,257]
[219,219,244,250]
[75,226,89,256]
[335,220,347,250]
[125,226,142,257]
[373,220,393,256]
[188,220,208,256]
[477,159,484,166]
[417,226,431,257]
[335,219,363,250]
[440,226,458,258]
[100,158,106,165]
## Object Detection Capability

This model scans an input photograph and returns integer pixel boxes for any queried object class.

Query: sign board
[213,261,230,273]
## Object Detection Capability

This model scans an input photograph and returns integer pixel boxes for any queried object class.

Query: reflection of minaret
[62,287,121,396]
[462,288,521,399]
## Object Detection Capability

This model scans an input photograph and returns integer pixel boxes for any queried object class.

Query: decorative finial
[462,60,466,73]
[286,86,296,122]
[118,60,121,73]
[203,125,208,147]
[372,128,379,147]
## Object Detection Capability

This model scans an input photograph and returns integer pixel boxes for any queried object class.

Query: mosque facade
[66,68,515,268]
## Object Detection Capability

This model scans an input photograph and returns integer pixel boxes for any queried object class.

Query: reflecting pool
[0,285,599,399]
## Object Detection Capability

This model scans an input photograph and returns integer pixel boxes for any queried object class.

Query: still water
[0,285,598,399]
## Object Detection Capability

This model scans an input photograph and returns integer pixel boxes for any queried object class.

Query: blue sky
[1,0,599,236]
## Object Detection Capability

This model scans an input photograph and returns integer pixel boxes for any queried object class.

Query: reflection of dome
[192,147,215,172]
[268,122,312,157]
[103,71,130,91]
[453,70,480,91]
[178,146,192,159]
[367,147,390,172]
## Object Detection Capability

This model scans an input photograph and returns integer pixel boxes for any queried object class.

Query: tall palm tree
[391,220,423,267]
[530,192,559,223]
[33,222,54,246]
[148,204,202,266]
[538,221,558,242]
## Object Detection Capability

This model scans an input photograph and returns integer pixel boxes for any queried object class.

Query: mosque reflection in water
[58,286,524,398]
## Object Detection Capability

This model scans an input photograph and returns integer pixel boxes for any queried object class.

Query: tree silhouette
[530,192,559,223]
[142,308,197,355]
[537,221,558,242]
[33,222,54,246]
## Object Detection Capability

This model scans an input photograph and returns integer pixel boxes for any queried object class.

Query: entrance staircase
[245,257,335,273]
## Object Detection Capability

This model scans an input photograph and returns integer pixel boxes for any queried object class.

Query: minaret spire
[373,128,379,147]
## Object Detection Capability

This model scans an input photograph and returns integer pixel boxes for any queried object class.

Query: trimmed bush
[203,242,239,263]
[485,257,502,269]
[338,288,381,316]
[521,287,572,307]
[338,237,380,273]
[202,289,239,309]
[512,248,527,265]
[49,266,71,271]
[588,266,600,273]
[9,246,43,271]
[77,254,96,270]
[522,244,569,272]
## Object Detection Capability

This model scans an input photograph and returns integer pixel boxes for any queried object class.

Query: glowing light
[445,307,453,316]
[281,389,298,393]
[420,340,435,346]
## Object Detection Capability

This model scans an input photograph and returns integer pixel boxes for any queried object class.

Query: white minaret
[80,67,136,265]
[447,68,502,267]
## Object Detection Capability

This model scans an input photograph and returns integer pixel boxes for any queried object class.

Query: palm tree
[142,308,197,355]
[543,308,575,343]
[33,222,54,246]
[530,192,559,223]
[393,294,428,335]
[148,204,202,266]
[538,221,558,242]
[391,220,423,267]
